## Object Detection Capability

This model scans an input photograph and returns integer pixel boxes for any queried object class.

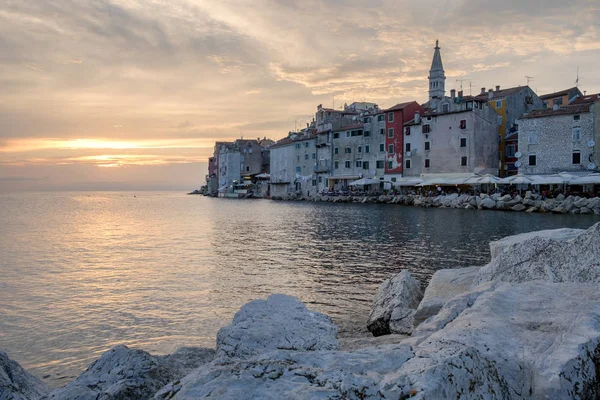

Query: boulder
[413,266,480,327]
[367,271,423,336]
[481,198,496,209]
[474,223,599,286]
[525,206,536,213]
[574,197,589,208]
[464,204,475,210]
[500,194,512,202]
[524,190,532,198]
[216,294,339,359]
[469,197,478,207]
[580,207,592,214]
[0,351,49,400]
[495,200,506,210]
[556,193,566,201]
[490,193,501,201]
[511,203,526,212]
[411,281,600,400]
[45,345,214,400]
[488,227,583,261]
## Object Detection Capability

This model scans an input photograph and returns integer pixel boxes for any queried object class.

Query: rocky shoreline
[2,222,600,399]
[272,192,600,215]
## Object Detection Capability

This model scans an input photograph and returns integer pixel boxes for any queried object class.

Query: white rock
[0,351,49,400]
[44,345,214,400]
[216,294,339,359]
[413,266,480,327]
[488,228,583,261]
[411,281,600,399]
[481,198,496,209]
[367,271,423,336]
[474,222,600,286]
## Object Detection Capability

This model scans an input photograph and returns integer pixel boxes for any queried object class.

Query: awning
[349,178,380,186]
[327,175,362,181]
[394,178,424,187]
[573,174,600,185]
[255,173,270,179]
[498,174,535,185]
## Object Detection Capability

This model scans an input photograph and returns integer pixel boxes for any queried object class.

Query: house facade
[517,104,595,175]
[269,132,318,198]
[384,102,425,181]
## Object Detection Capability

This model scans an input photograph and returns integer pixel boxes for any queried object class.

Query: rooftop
[385,101,417,112]
[473,86,530,102]
[571,93,600,105]
[518,104,592,120]
[539,87,579,100]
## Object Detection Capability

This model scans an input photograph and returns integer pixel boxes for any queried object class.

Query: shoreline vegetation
[2,222,600,399]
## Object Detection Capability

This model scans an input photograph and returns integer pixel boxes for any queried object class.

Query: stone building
[402,100,499,178]
[517,103,596,175]
[540,87,583,109]
[269,131,317,198]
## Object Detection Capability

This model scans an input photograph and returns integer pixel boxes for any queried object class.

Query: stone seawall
[272,191,600,215]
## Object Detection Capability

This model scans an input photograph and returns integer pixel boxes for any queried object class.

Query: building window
[572,127,581,141]
[312,179,317,186]
[388,144,394,153]
[528,132,538,144]
[466,101,473,110]
[318,176,322,183]
[388,161,393,169]
[496,100,502,108]
[405,159,411,169]
[334,147,339,155]
[345,147,351,154]
[312,153,316,159]
[425,159,430,168]
[334,161,339,169]
[376,160,384,169]
[391,177,397,182]
[365,145,370,153]
[305,153,309,160]
[461,156,468,166]
[422,124,431,133]
[574,115,581,121]
[505,144,515,157]
[304,142,309,147]
[346,131,351,138]
[333,132,339,139]
[388,128,394,138]
[363,117,371,123]
[460,119,466,129]
[363,161,369,169]
[497,116,503,126]
[355,161,362,168]
[529,154,537,166]
[297,155,300,161]
[357,146,362,153]
[405,127,411,135]
[345,161,351,168]
[553,98,563,106]
[380,143,385,152]
[378,115,384,122]
[296,166,301,173]
[405,143,411,152]
[295,143,301,149]
[364,130,371,137]
[380,128,385,135]
[460,137,467,147]
[572,151,581,165]
[388,112,394,122]
[442,103,449,112]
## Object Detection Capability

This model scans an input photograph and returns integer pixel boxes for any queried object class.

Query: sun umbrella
[349,177,379,186]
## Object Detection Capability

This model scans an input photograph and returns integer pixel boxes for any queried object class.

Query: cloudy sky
[1,0,599,190]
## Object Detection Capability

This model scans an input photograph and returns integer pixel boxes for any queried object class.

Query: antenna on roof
[525,76,534,86]
[576,66,581,88]
[456,79,473,95]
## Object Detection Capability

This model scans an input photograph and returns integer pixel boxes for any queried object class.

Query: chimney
[451,89,456,102]
[495,85,500,91]
[317,104,322,110]
[481,87,486,95]
[488,89,494,100]
[415,112,421,124]
[458,90,463,98]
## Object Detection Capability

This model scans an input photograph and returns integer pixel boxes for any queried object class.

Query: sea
[0,191,598,387]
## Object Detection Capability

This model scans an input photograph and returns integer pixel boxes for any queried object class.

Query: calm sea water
[0,191,598,387]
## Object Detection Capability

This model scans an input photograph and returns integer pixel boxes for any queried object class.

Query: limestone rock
[490,193,501,201]
[500,194,512,202]
[481,198,496,209]
[475,223,599,286]
[45,345,214,400]
[525,206,536,213]
[580,207,592,214]
[511,203,526,211]
[0,351,49,400]
[413,266,480,327]
[367,271,423,336]
[216,294,339,359]
[525,190,532,198]
[556,193,565,201]
[488,227,583,261]
[411,281,600,400]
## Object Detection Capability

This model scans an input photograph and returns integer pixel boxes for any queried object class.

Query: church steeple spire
[428,39,446,104]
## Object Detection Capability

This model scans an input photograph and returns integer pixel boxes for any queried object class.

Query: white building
[403,101,499,178]
[269,131,318,198]
[517,103,596,175]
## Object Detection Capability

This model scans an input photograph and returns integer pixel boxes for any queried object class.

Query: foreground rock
[216,294,339,359]
[0,351,49,400]
[410,281,600,399]
[413,266,480,327]
[488,228,583,260]
[473,222,600,286]
[366,271,423,336]
[44,345,214,400]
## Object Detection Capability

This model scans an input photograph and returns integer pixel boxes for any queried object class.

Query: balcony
[314,161,330,173]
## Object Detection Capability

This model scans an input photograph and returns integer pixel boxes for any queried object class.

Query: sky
[1,0,599,191]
